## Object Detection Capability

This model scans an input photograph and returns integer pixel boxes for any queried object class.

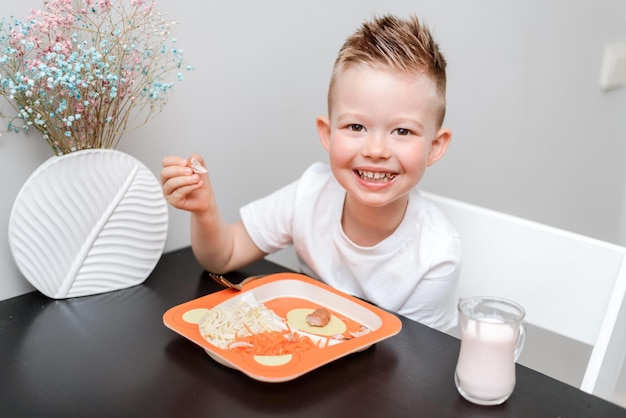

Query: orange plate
[163,272,403,382]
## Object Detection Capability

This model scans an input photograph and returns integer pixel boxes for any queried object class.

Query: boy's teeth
[357,170,395,181]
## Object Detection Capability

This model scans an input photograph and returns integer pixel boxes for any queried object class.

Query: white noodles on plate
[198,293,286,349]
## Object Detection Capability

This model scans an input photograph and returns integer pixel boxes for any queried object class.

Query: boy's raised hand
[162,154,266,273]
[161,154,215,213]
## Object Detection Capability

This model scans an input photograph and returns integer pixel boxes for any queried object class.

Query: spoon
[208,273,265,291]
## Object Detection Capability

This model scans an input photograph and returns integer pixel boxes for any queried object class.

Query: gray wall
[2,0,626,300]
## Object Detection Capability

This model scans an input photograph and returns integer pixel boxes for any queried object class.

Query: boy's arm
[190,215,267,274]
[161,155,266,273]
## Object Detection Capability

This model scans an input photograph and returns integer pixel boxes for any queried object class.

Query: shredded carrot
[230,330,320,355]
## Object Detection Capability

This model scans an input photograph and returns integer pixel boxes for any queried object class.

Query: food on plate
[305,308,331,327]
[350,325,372,338]
[199,293,371,357]
[198,297,285,349]
[286,308,347,336]
[199,297,323,355]
[230,330,320,355]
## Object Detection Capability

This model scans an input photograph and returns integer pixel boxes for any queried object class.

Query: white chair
[424,191,626,402]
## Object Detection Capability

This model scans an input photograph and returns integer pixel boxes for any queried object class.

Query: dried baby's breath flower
[0,0,194,155]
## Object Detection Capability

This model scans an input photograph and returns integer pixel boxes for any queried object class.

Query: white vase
[8,149,168,299]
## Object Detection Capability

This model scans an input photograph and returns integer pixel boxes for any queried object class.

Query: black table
[1,247,625,417]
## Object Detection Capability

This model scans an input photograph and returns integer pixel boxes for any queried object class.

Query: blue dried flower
[0,0,194,155]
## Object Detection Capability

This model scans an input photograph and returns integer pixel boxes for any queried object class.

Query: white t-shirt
[240,162,461,331]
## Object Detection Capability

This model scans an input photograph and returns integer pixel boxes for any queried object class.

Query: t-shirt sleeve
[239,179,298,254]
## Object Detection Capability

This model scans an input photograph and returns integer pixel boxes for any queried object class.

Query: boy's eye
[394,128,411,136]
[349,124,364,132]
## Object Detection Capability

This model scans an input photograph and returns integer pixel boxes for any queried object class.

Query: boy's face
[317,64,451,209]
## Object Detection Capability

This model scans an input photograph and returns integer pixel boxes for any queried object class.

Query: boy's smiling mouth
[355,169,398,182]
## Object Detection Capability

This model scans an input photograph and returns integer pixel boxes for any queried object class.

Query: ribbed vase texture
[8,149,168,298]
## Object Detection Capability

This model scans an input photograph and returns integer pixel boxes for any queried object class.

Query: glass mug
[454,296,526,406]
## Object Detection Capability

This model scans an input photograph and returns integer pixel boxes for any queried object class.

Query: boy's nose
[362,133,391,159]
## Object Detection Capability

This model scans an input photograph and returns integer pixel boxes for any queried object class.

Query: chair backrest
[424,191,626,401]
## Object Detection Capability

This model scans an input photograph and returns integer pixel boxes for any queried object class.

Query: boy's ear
[316,116,331,152]
[427,128,452,167]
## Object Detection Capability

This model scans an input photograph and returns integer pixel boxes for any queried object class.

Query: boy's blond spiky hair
[329,15,447,128]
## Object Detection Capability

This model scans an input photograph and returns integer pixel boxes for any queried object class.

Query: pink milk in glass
[454,297,526,406]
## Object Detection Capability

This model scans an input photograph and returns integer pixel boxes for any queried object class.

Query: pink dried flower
[0,0,194,155]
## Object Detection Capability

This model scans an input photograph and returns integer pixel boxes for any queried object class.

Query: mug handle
[514,323,526,362]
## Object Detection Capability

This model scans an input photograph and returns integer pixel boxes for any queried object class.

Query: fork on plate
[208,273,265,291]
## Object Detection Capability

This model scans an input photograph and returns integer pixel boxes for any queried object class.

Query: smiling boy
[161,15,461,331]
